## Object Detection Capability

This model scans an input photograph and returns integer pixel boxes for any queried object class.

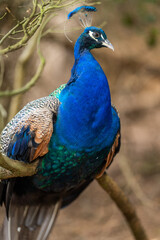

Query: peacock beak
[102,39,114,51]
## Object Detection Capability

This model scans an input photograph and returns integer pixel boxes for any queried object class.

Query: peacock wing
[0,95,60,163]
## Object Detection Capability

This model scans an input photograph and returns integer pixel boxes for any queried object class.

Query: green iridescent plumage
[49,84,66,98]
[33,138,111,191]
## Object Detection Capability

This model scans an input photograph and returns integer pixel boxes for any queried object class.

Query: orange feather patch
[24,108,54,162]
[96,131,120,179]
[32,122,53,160]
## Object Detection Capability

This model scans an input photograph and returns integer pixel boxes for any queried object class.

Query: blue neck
[74,35,88,58]
[54,38,112,152]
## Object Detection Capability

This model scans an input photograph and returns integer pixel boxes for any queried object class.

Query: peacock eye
[92,32,100,38]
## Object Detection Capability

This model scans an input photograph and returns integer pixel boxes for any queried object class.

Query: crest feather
[68,6,97,28]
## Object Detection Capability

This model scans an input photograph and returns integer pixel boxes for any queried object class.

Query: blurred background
[0,0,160,239]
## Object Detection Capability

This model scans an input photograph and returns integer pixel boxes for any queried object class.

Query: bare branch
[0,0,89,55]
[0,154,38,179]
[0,12,7,20]
[0,104,7,132]
[0,54,45,98]
[0,53,5,88]
[97,172,149,240]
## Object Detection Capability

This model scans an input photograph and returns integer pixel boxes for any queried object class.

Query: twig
[0,22,23,45]
[0,104,7,132]
[97,172,149,240]
[0,12,7,20]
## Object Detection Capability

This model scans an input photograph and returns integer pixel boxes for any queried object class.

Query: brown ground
[0,1,160,240]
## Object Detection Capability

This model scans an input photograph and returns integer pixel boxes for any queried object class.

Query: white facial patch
[101,35,105,41]
[89,31,98,42]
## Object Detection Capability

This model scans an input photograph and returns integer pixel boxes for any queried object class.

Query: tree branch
[7,28,43,121]
[97,172,149,240]
[0,0,86,55]
[0,52,5,88]
[0,154,38,179]
[0,47,45,98]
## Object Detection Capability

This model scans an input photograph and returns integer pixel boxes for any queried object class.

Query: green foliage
[122,13,136,27]
[147,27,158,47]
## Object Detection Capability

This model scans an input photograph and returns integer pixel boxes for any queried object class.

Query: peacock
[0,6,121,240]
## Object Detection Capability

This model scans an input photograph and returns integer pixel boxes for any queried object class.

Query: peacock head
[79,26,114,51]
[67,6,114,52]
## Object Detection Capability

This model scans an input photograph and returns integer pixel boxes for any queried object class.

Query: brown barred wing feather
[0,96,60,163]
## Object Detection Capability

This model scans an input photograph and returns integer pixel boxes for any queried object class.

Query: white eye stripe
[89,31,98,42]
[101,34,105,41]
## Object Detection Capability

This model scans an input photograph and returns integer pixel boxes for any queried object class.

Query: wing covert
[0,96,60,163]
